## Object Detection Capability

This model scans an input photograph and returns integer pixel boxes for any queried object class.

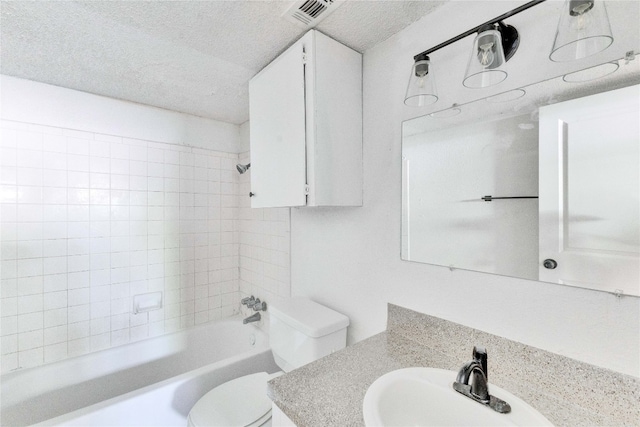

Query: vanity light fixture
[404,53,438,106]
[463,22,519,89]
[405,0,616,107]
[405,0,545,106]
[562,61,619,82]
[550,0,614,62]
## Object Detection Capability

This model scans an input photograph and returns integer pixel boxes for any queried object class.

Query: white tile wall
[237,151,291,331]
[0,120,242,372]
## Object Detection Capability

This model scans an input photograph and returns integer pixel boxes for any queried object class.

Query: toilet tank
[269,298,349,372]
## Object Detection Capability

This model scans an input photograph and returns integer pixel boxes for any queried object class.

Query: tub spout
[243,312,261,324]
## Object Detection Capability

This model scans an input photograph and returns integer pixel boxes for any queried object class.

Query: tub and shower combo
[1,316,279,427]
[2,297,351,427]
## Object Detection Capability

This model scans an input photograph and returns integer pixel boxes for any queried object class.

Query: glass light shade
[404,58,438,107]
[563,61,619,82]
[550,0,613,62]
[463,29,508,89]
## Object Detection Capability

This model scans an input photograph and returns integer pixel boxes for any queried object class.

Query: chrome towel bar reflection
[482,195,539,202]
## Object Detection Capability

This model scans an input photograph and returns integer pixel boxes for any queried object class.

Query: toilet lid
[188,372,274,427]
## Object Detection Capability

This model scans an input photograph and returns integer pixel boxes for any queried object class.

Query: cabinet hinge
[304,185,310,195]
[302,49,308,64]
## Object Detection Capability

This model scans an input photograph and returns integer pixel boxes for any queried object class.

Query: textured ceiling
[0,0,446,124]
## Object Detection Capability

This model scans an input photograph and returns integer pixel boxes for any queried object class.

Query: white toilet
[187,298,349,427]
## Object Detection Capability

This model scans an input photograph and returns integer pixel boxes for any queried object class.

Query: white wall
[238,122,250,153]
[237,154,290,308]
[0,77,242,372]
[290,4,640,377]
[237,121,291,332]
[0,75,240,153]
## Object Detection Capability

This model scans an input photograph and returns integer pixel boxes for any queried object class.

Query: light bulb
[570,10,592,31]
[413,59,429,88]
[569,0,594,31]
[478,42,495,66]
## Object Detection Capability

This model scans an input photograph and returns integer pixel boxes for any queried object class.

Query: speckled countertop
[267,304,640,427]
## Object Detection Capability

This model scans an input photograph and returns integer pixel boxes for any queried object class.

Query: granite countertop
[267,304,640,427]
[267,331,456,426]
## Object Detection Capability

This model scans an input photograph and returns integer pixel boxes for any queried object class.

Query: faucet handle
[252,299,267,311]
[241,296,256,306]
[473,346,488,379]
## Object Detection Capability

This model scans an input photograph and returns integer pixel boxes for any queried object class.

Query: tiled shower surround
[0,120,289,373]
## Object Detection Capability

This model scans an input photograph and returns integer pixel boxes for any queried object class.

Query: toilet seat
[187,372,282,427]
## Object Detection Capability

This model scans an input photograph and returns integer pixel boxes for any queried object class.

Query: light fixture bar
[413,0,546,60]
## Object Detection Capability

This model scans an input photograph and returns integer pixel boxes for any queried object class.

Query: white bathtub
[1,317,279,427]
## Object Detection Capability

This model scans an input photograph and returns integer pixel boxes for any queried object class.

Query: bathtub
[1,316,279,427]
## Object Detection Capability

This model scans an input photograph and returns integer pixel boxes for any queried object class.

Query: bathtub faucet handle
[252,299,267,311]
[241,296,256,306]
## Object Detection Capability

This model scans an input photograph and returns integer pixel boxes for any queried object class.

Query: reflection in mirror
[401,57,640,297]
[402,113,539,280]
[538,86,639,295]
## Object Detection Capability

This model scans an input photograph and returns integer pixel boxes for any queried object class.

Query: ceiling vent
[282,0,342,29]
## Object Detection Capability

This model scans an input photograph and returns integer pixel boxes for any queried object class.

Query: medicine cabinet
[249,29,362,208]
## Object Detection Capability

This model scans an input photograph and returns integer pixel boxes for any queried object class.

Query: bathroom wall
[1,76,238,152]
[289,2,640,377]
[0,77,242,372]
[237,123,291,332]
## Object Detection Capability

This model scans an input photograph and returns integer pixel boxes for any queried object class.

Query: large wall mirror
[401,56,640,297]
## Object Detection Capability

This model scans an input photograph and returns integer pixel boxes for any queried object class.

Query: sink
[363,368,553,427]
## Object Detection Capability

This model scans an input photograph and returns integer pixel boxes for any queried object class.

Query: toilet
[187,298,349,427]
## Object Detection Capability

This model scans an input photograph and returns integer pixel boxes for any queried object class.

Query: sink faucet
[455,346,489,402]
[243,312,261,324]
[452,346,511,413]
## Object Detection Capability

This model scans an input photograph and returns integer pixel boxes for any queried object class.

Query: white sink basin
[363,368,553,427]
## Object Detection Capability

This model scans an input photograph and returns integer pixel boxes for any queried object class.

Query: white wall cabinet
[249,30,362,208]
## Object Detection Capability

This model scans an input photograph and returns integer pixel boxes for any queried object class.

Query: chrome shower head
[236,163,251,174]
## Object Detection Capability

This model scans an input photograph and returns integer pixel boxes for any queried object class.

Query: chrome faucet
[252,298,267,311]
[241,296,256,307]
[452,346,511,413]
[455,346,489,402]
[243,312,261,324]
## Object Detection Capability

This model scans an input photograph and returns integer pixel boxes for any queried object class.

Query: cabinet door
[539,85,639,295]
[249,41,307,208]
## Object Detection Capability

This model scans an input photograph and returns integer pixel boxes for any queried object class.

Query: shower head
[236,163,251,174]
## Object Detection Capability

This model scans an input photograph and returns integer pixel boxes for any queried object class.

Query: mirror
[401,56,640,297]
